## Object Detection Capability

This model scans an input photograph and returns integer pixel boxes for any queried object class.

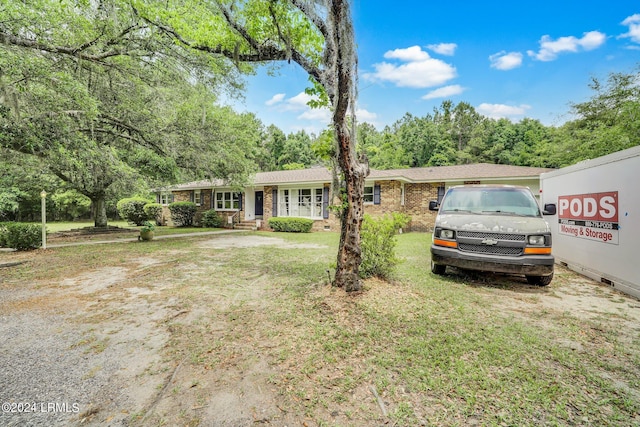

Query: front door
[255,191,264,217]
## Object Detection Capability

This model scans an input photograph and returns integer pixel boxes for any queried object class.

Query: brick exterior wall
[358,181,441,232]
[401,182,441,232]
[364,181,402,216]
[262,186,274,229]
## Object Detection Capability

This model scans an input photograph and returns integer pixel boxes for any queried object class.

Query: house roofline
[155,164,553,192]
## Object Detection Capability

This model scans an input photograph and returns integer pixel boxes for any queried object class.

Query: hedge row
[267,217,313,233]
[0,222,43,251]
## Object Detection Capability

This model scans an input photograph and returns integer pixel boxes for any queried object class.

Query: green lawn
[1,231,638,426]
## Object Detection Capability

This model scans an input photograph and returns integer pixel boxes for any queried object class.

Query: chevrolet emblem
[481,238,499,245]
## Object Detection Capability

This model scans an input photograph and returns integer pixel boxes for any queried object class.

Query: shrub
[359,213,410,279]
[143,203,163,226]
[201,209,223,228]
[268,217,313,233]
[117,197,151,225]
[0,222,8,247]
[2,222,43,251]
[168,201,197,227]
[141,221,156,233]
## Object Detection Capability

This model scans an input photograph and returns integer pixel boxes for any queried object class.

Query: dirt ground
[1,234,639,426]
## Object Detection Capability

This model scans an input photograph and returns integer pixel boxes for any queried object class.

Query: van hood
[437,214,550,234]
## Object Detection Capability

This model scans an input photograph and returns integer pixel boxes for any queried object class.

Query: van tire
[431,260,446,275]
[526,273,553,286]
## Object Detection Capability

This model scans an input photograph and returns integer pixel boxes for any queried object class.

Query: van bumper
[431,246,554,276]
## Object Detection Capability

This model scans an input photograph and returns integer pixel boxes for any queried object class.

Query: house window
[160,192,172,205]
[298,189,312,217]
[363,186,374,203]
[194,190,201,206]
[215,191,239,210]
[278,188,323,218]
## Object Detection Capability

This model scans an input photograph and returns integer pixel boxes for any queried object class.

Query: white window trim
[160,192,172,206]
[278,187,324,219]
[214,191,240,211]
[194,190,201,206]
[363,185,374,205]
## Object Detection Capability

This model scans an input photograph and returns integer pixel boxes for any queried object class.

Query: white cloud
[489,51,523,70]
[266,91,330,123]
[286,92,315,110]
[422,85,465,100]
[580,31,607,49]
[264,91,377,129]
[265,93,286,106]
[527,31,606,61]
[384,45,431,61]
[426,43,457,56]
[619,14,640,44]
[298,108,331,122]
[355,108,379,125]
[364,45,457,88]
[476,103,531,120]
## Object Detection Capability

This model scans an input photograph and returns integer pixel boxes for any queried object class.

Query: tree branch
[214,1,324,84]
[289,0,329,38]
[137,3,324,84]
[0,31,129,63]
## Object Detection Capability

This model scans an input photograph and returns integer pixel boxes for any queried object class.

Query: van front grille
[457,231,525,241]
[458,243,523,256]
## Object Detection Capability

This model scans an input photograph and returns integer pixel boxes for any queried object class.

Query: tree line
[255,68,639,172]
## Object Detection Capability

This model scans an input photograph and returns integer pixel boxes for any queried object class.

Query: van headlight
[528,235,545,246]
[440,229,455,239]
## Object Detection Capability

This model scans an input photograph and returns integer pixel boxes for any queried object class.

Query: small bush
[268,217,313,233]
[143,203,163,226]
[141,221,156,232]
[117,197,151,225]
[0,222,8,247]
[169,201,197,227]
[201,209,223,228]
[2,222,43,251]
[360,213,410,279]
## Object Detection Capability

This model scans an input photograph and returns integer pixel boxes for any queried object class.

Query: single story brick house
[156,163,553,232]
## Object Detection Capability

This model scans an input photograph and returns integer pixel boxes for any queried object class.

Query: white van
[429,185,556,286]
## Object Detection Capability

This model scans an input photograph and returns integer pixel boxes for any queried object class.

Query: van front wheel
[431,260,446,275]
[526,273,553,286]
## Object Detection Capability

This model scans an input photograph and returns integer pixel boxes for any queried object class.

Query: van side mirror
[543,203,556,215]
[429,200,440,211]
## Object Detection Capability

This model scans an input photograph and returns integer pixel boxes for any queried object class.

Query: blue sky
[227,1,640,136]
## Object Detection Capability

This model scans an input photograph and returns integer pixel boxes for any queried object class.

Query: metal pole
[40,190,47,250]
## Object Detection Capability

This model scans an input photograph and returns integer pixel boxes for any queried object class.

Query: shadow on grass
[434,266,551,294]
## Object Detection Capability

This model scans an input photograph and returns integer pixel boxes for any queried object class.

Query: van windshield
[440,187,542,217]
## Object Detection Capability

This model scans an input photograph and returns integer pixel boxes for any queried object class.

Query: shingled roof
[370,163,553,182]
[162,163,553,190]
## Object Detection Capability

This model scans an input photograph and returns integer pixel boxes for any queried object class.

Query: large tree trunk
[329,0,368,292]
[90,193,108,228]
[333,142,369,292]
